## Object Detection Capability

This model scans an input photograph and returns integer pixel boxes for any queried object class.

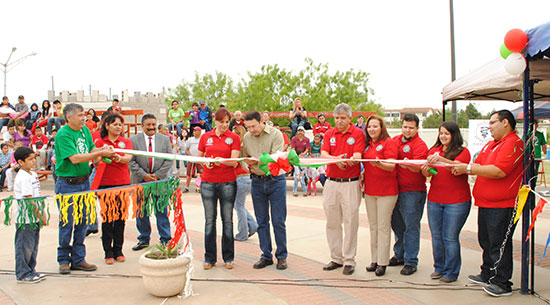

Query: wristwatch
[466,163,472,174]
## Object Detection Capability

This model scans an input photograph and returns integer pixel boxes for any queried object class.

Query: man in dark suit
[129,114,174,250]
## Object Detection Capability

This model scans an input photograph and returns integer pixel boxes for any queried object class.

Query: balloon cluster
[500,28,528,75]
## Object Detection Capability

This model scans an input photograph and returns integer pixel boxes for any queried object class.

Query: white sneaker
[17,276,40,284]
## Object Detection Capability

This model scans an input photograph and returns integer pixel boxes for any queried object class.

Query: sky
[2,0,549,114]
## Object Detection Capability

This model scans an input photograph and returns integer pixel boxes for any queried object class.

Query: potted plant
[139,243,192,297]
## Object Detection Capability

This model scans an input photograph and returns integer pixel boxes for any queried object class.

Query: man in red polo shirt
[313,113,331,138]
[320,103,365,275]
[452,110,523,297]
[390,114,428,276]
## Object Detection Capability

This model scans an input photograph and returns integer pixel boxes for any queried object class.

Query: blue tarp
[526,22,550,59]
[512,101,550,119]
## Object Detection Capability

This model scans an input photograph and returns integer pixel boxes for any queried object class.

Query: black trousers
[99,185,126,259]
[478,207,516,291]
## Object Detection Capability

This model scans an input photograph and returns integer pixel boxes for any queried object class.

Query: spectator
[313,113,331,137]
[232,125,258,241]
[290,126,310,157]
[262,111,273,126]
[184,126,203,192]
[197,108,240,270]
[532,120,547,183]
[289,97,307,137]
[13,120,31,147]
[5,141,23,191]
[3,122,16,150]
[306,166,323,196]
[421,121,471,283]
[0,96,16,132]
[292,165,308,197]
[85,112,98,132]
[0,143,11,191]
[355,114,366,133]
[310,134,322,157]
[175,128,189,175]
[362,115,399,277]
[30,100,53,134]
[229,110,245,131]
[26,103,41,130]
[31,128,48,170]
[167,100,186,137]
[112,106,121,114]
[198,101,213,131]
[13,95,29,121]
[47,100,65,135]
[189,102,201,131]
[273,124,289,151]
[46,129,57,170]
[106,99,119,112]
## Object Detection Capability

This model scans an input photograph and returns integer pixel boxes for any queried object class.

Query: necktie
[148,136,153,172]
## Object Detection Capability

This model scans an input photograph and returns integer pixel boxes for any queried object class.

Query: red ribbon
[526,198,547,241]
[267,158,292,176]
[168,188,189,252]
[90,162,107,191]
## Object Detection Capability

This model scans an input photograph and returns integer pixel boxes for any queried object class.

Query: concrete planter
[138,253,191,297]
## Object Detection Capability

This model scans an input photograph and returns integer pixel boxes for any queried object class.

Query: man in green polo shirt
[55,103,115,275]
[167,100,186,137]
[533,121,547,184]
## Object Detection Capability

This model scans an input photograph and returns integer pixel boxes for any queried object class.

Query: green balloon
[500,43,513,59]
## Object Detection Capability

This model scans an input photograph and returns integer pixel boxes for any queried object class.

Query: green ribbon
[3,196,49,229]
[139,177,180,217]
[258,153,276,176]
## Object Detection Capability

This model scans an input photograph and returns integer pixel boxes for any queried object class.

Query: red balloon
[504,28,528,52]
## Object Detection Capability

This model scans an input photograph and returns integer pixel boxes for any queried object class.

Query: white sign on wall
[468,120,493,162]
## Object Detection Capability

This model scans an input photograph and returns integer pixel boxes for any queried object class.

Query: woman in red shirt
[420,121,471,283]
[198,108,241,270]
[94,113,133,265]
[362,115,398,276]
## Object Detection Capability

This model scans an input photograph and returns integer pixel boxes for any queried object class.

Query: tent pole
[442,101,447,121]
[529,80,535,295]
[520,59,531,295]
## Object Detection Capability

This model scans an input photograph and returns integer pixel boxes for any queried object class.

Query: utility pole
[1,47,37,96]
[449,0,457,122]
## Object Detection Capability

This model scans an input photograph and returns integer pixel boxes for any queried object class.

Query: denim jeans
[56,178,91,266]
[0,117,10,133]
[293,171,307,193]
[251,174,287,260]
[175,151,188,169]
[201,181,236,263]
[290,121,306,138]
[0,167,8,188]
[47,117,65,134]
[478,207,516,291]
[15,224,40,280]
[234,176,258,241]
[167,122,185,137]
[427,200,471,280]
[136,207,171,245]
[391,190,427,267]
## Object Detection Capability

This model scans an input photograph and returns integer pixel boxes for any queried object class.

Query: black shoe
[132,241,149,251]
[468,274,488,285]
[276,258,287,270]
[389,256,404,266]
[85,229,98,237]
[253,258,273,269]
[323,261,343,271]
[400,265,417,275]
[366,263,378,272]
[375,265,386,276]
[343,265,355,275]
[483,283,512,297]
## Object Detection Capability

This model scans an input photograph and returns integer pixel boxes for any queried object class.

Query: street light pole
[450,0,457,123]
[1,47,37,97]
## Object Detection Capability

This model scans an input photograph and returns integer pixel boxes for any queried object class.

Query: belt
[236,173,249,178]
[59,175,90,184]
[250,173,273,180]
[328,177,360,183]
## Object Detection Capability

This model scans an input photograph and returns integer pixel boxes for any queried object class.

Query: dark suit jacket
[129,132,173,184]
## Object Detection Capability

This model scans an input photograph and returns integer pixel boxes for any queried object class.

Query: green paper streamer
[3,196,14,226]
[3,196,49,229]
[140,177,179,217]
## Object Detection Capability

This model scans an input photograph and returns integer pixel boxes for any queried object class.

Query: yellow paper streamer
[514,186,530,224]
[56,193,97,226]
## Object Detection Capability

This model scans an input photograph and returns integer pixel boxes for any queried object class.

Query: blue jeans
[15,224,40,280]
[175,151,187,169]
[290,121,306,138]
[251,174,287,260]
[201,181,236,263]
[56,178,91,266]
[167,122,185,137]
[136,207,171,245]
[0,117,10,133]
[293,171,307,193]
[87,168,98,232]
[391,190,427,267]
[47,117,65,134]
[427,200,471,280]
[234,176,258,241]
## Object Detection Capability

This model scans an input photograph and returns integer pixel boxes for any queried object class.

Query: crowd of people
[5,95,525,297]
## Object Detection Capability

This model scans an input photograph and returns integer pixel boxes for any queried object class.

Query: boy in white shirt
[3,123,16,150]
[13,146,46,283]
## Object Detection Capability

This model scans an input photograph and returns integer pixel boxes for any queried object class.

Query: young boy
[3,122,16,150]
[14,146,45,283]
[31,128,48,170]
[0,143,11,191]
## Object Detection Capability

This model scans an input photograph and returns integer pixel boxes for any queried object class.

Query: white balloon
[504,52,526,75]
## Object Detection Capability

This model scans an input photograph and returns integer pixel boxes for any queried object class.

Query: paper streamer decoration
[168,188,190,253]
[57,192,97,226]
[135,177,180,218]
[526,198,548,241]
[539,232,550,265]
[514,186,530,224]
[2,196,50,229]
[96,185,136,223]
